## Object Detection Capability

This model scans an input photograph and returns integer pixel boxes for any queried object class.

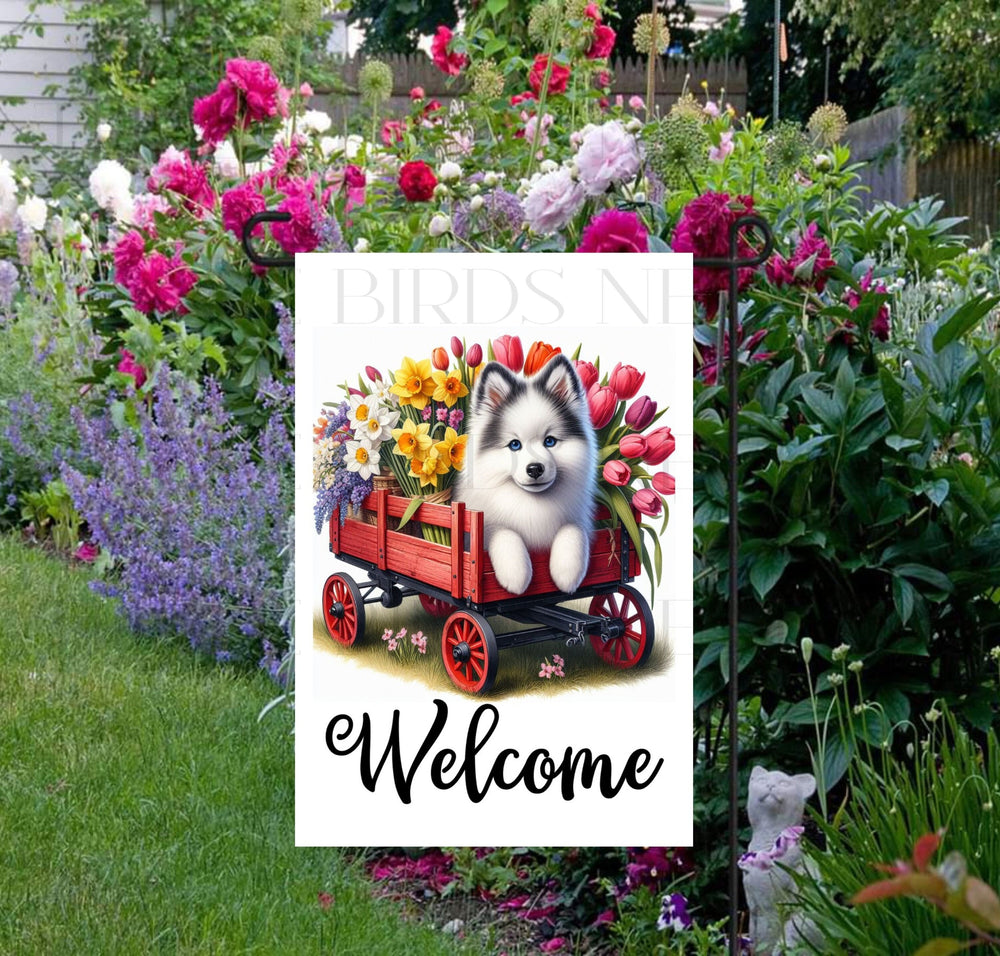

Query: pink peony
[576,121,641,196]
[843,268,891,341]
[587,23,616,59]
[629,94,645,111]
[765,221,835,292]
[128,251,196,315]
[271,190,321,254]
[577,209,648,253]
[632,488,663,517]
[225,58,283,123]
[540,939,567,953]
[221,181,266,239]
[382,119,406,147]
[523,168,585,235]
[671,192,758,318]
[603,460,632,486]
[148,147,216,217]
[410,86,425,100]
[431,26,468,76]
[130,193,171,234]
[113,230,145,288]
[192,80,238,145]
[116,349,147,389]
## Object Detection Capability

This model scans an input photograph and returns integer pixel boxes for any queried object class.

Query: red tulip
[642,426,675,465]
[524,340,561,376]
[603,460,632,486]
[652,471,675,495]
[492,334,524,373]
[365,365,383,382]
[609,362,645,400]
[574,360,599,391]
[632,488,663,517]
[432,347,449,371]
[588,384,617,429]
[618,433,647,458]
[450,335,464,358]
[625,395,656,431]
[466,343,483,367]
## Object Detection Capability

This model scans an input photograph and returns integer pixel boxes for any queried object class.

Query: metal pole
[693,215,774,956]
[773,0,781,124]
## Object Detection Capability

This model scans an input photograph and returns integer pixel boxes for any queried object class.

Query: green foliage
[19,479,82,551]
[348,0,463,54]
[795,708,1000,953]
[17,0,330,177]
[795,0,1000,156]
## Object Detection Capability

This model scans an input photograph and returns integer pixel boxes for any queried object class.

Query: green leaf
[834,358,856,408]
[913,940,967,956]
[759,619,789,645]
[885,434,922,452]
[822,732,853,791]
[749,548,791,602]
[395,495,423,530]
[894,563,954,596]
[932,294,1000,351]
[892,575,916,625]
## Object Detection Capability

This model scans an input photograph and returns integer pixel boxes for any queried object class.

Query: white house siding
[1,0,89,162]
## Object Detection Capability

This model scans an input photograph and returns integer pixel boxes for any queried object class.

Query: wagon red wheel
[588,585,654,669]
[441,610,498,694]
[419,593,453,618]
[322,573,365,647]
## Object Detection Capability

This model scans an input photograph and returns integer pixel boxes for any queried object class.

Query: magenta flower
[365,366,382,382]
[128,251,196,315]
[192,81,239,145]
[466,343,483,367]
[221,181,266,239]
[271,190,320,254]
[74,541,100,563]
[113,230,145,289]
[603,460,632,486]
[697,325,773,384]
[765,222,835,292]
[625,395,656,430]
[148,147,216,216]
[539,939,567,953]
[577,209,648,253]
[431,25,468,76]
[116,349,147,389]
[450,336,464,358]
[225,58,283,124]
[843,267,891,341]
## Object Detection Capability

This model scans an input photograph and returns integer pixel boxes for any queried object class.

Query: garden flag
[295,254,694,846]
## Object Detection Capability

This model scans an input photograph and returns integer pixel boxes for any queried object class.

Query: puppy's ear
[533,354,583,405]
[475,361,523,413]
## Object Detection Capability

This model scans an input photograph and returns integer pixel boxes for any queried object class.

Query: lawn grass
[0,536,472,956]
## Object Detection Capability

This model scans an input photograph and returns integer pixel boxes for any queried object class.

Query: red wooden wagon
[322,488,655,694]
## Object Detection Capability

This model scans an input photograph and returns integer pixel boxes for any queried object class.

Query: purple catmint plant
[62,372,293,662]
[0,260,18,317]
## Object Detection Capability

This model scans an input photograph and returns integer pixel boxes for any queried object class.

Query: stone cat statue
[741,766,822,955]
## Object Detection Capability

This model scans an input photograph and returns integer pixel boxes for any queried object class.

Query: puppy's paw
[549,524,589,594]
[489,529,533,595]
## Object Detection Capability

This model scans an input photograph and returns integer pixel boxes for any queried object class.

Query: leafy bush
[62,373,292,662]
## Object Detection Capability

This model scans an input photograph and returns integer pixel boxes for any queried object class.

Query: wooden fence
[844,106,1000,242]
[319,53,746,125]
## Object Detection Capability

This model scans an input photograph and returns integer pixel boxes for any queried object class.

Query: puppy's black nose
[526,462,545,479]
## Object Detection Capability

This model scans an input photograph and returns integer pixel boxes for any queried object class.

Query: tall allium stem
[645,0,657,120]
[527,13,564,180]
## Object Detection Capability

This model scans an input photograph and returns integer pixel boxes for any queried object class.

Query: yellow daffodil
[389,356,436,409]
[391,419,433,460]
[430,369,469,407]
[434,427,468,471]
[410,448,450,488]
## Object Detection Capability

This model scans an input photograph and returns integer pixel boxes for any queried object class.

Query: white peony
[320,134,363,160]
[0,156,17,232]
[522,167,585,234]
[213,140,241,178]
[96,122,112,142]
[17,195,47,232]
[301,109,332,134]
[353,237,371,253]
[88,159,134,221]
[438,160,462,182]
[428,213,452,238]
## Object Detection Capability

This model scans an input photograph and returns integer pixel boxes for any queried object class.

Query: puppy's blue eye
[544,436,557,448]
[508,439,522,451]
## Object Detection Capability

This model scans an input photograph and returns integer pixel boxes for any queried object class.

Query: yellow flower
[391,419,433,460]
[410,448,449,488]
[434,427,468,471]
[389,356,436,409]
[430,369,469,407]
